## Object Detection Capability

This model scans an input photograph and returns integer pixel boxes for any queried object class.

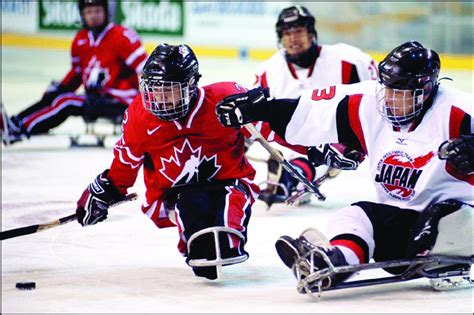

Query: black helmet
[78,0,109,33]
[275,5,318,68]
[276,5,316,40]
[140,44,201,121]
[378,41,440,91]
[376,41,441,126]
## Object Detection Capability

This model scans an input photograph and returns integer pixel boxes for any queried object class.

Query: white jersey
[284,81,473,211]
[255,43,378,98]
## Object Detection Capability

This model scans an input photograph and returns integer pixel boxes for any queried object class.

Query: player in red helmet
[1,0,147,145]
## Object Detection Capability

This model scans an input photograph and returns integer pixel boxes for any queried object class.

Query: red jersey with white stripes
[107,82,259,227]
[281,81,473,210]
[61,23,147,105]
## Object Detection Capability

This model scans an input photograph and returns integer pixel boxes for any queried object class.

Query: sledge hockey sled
[69,114,122,148]
[293,252,473,300]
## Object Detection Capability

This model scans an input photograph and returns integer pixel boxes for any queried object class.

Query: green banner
[116,0,184,36]
[39,0,82,30]
[38,0,184,36]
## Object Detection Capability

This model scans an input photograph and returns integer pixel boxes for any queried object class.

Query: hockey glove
[216,87,270,129]
[76,170,124,226]
[42,81,68,104]
[308,143,365,170]
[406,199,463,258]
[439,135,474,175]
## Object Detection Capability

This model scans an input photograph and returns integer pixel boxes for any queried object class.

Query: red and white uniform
[255,43,377,99]
[253,43,377,160]
[108,82,260,234]
[62,22,147,105]
[19,23,147,135]
[283,81,473,210]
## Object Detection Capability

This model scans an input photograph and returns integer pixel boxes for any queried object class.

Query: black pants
[15,92,126,135]
[171,181,253,279]
[352,201,420,274]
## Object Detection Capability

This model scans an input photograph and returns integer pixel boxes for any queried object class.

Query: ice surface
[2,47,473,313]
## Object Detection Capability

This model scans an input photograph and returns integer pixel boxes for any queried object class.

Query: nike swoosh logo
[78,39,87,46]
[147,125,161,135]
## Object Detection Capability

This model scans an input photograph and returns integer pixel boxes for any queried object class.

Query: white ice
[2,47,473,313]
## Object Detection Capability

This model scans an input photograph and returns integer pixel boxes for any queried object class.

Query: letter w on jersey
[160,139,222,187]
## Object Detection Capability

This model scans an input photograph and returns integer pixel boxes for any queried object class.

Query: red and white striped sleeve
[60,34,83,91]
[108,100,145,193]
[119,27,148,75]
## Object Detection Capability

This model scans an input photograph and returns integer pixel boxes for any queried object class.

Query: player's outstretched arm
[216,87,299,139]
[216,87,270,128]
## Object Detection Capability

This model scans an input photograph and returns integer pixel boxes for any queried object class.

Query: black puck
[16,282,36,290]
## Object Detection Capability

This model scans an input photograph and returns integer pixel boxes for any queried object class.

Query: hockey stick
[246,155,268,163]
[244,123,326,201]
[0,192,138,241]
[286,168,342,205]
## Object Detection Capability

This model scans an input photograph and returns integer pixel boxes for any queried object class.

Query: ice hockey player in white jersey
[252,5,376,207]
[216,41,473,292]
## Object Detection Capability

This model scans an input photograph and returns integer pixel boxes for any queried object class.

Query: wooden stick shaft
[1,193,138,241]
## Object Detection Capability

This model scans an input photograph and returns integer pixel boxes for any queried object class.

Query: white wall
[1,1,37,33]
[185,2,291,49]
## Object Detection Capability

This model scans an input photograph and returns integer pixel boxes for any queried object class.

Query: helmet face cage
[376,41,440,126]
[140,77,195,121]
[376,82,426,127]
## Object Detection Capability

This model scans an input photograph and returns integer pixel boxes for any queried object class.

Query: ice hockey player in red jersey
[251,5,372,207]
[75,43,261,280]
[1,0,147,145]
[217,41,473,291]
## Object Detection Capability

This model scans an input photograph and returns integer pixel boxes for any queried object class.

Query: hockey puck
[15,282,36,290]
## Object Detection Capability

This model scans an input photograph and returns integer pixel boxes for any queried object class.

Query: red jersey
[61,23,147,105]
[108,82,259,227]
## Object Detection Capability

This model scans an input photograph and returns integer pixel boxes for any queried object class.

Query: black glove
[76,170,124,226]
[308,144,365,170]
[439,135,474,175]
[406,199,463,258]
[216,87,270,129]
[42,81,67,104]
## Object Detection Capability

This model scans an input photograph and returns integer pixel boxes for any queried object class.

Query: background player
[216,41,473,288]
[251,5,376,206]
[75,43,261,281]
[1,0,147,145]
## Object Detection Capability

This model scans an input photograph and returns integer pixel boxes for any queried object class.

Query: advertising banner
[117,0,184,36]
[37,0,184,36]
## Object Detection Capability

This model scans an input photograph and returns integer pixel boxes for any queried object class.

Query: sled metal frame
[295,254,473,300]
